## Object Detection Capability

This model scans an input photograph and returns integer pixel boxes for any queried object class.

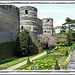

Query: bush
[55,59,60,70]
[71,43,75,50]
[33,40,43,53]
[27,57,31,64]
[65,50,69,56]
[15,29,33,57]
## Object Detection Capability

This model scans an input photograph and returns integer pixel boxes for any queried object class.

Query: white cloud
[53,18,65,27]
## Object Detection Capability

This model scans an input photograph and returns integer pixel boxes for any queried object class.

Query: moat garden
[0,45,73,70]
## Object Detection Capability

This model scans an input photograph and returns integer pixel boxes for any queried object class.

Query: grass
[15,54,63,70]
[60,56,67,63]
[15,45,70,70]
[51,46,70,54]
[0,50,46,70]
[0,45,71,70]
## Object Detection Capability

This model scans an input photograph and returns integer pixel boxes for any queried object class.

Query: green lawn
[0,50,46,70]
[15,45,70,70]
[51,46,70,54]
[0,45,70,70]
[15,54,63,70]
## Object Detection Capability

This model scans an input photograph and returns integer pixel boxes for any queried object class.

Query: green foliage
[63,17,73,25]
[71,43,75,50]
[55,59,60,70]
[16,45,69,70]
[60,25,67,33]
[0,41,16,60]
[65,17,73,24]
[53,27,55,32]
[33,40,43,54]
[15,29,33,57]
[65,50,69,56]
[27,57,31,64]
[66,30,75,46]
[57,34,67,45]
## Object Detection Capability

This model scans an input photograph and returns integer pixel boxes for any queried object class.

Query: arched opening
[25,10,28,14]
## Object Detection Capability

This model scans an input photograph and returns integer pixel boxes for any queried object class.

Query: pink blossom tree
[37,34,57,53]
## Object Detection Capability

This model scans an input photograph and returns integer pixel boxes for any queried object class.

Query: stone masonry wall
[42,18,53,35]
[0,5,20,43]
[20,6,37,40]
[37,18,43,35]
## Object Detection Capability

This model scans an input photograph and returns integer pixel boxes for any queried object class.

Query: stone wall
[37,18,43,35]
[0,5,20,43]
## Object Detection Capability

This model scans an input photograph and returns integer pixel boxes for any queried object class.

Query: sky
[14,4,75,27]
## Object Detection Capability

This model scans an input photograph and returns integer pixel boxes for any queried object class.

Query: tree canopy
[37,34,57,49]
[15,29,33,57]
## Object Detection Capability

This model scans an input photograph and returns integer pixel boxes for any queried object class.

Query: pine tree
[65,50,69,56]
[27,57,31,64]
[55,59,60,70]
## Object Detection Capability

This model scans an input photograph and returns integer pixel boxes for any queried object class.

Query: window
[25,10,28,14]
[47,19,49,23]
[21,26,23,30]
[44,31,46,33]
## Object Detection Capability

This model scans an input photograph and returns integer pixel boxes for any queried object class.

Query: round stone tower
[42,18,53,35]
[20,6,37,40]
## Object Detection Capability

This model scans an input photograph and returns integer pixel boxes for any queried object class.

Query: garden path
[6,52,47,70]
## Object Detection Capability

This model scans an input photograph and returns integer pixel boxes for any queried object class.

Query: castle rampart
[0,5,20,43]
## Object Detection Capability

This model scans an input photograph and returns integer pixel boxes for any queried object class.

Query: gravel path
[6,52,47,70]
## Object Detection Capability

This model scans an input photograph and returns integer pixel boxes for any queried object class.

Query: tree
[15,29,33,57]
[60,25,67,33]
[57,34,67,45]
[55,59,60,70]
[63,17,75,30]
[37,34,57,53]
[27,57,31,64]
[65,17,73,24]
[66,30,73,46]
[65,50,69,56]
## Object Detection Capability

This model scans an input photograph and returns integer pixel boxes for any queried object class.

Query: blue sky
[14,4,75,27]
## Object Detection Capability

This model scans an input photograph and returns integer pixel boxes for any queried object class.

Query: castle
[0,5,53,43]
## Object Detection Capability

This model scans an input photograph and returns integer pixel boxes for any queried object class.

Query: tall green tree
[15,29,33,57]
[63,17,75,29]
[66,30,73,46]
[60,24,67,33]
